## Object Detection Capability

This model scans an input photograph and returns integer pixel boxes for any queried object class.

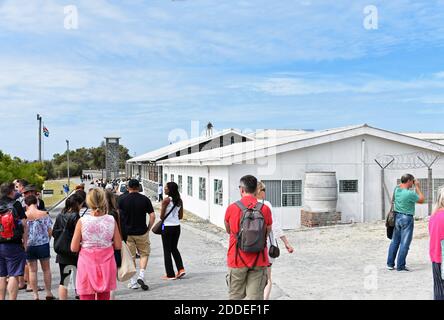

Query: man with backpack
[0,183,27,300]
[224,175,272,300]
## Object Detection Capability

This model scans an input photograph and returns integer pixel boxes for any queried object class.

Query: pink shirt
[429,210,444,263]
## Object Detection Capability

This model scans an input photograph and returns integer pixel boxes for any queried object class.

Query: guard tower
[105,136,120,181]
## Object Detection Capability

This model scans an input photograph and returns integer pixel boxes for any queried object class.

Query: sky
[2,0,444,160]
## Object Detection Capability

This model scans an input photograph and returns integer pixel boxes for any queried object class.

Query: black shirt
[118,192,154,236]
[52,212,80,265]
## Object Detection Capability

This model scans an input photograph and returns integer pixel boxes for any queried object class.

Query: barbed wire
[375,151,440,170]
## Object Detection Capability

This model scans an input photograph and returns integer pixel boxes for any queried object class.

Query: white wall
[162,165,230,228]
[163,134,444,230]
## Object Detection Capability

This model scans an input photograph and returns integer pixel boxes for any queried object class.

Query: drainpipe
[361,139,366,223]
[207,165,211,222]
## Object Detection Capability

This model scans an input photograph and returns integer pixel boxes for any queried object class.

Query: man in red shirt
[224,175,272,300]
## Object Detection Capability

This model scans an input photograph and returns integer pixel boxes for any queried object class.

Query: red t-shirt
[225,195,272,268]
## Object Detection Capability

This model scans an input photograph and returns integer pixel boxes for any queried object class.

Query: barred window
[171,174,174,183]
[164,174,167,184]
[339,180,358,193]
[199,177,206,201]
[282,180,302,207]
[434,179,444,201]
[187,176,193,197]
[214,179,223,206]
[178,175,183,193]
[261,180,282,207]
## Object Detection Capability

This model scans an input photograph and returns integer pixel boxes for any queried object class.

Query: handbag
[385,187,397,240]
[152,204,176,235]
[54,215,74,256]
[385,187,397,228]
[268,232,280,259]
[118,241,137,282]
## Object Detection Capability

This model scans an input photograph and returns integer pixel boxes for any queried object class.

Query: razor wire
[375,151,440,170]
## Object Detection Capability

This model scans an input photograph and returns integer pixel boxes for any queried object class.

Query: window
[214,179,223,206]
[171,174,174,182]
[220,136,224,147]
[187,176,193,197]
[261,180,282,207]
[339,180,359,193]
[164,174,167,184]
[282,180,302,207]
[434,179,444,201]
[188,147,191,154]
[178,175,183,193]
[199,177,206,201]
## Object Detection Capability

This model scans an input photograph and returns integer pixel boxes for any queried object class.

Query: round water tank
[304,172,338,213]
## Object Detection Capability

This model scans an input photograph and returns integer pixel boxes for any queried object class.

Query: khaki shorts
[127,231,151,259]
[226,267,268,300]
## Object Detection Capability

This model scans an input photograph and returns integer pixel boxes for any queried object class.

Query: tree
[0,151,46,189]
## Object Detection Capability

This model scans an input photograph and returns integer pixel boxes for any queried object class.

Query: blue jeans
[387,213,414,270]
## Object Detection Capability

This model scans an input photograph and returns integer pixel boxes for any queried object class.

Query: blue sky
[1,0,444,160]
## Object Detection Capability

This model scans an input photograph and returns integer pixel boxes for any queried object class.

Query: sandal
[46,296,57,300]
[18,284,27,291]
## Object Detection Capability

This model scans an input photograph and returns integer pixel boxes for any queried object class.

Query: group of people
[80,174,93,182]
[6,172,444,300]
[0,176,187,300]
[0,179,55,300]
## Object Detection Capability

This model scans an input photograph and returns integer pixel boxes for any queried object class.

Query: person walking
[52,194,83,300]
[224,175,272,300]
[105,190,123,300]
[429,187,444,300]
[0,183,27,300]
[158,184,163,202]
[160,182,185,280]
[71,188,122,300]
[24,195,55,300]
[118,179,155,291]
[387,174,425,271]
[255,181,294,300]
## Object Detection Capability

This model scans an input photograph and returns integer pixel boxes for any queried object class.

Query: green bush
[0,151,46,189]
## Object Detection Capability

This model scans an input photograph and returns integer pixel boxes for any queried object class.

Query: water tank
[304,172,338,213]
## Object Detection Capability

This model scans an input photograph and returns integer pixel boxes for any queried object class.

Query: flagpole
[42,121,45,162]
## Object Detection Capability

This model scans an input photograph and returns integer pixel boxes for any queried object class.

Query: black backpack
[234,201,267,268]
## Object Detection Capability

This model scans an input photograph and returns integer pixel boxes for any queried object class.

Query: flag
[43,126,49,137]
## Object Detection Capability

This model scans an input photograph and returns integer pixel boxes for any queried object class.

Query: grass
[42,179,78,209]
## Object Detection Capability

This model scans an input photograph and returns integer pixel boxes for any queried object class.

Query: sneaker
[386,266,395,271]
[128,282,139,290]
[176,269,186,279]
[137,278,149,291]
[161,275,176,281]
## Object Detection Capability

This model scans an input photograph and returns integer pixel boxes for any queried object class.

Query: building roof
[158,124,444,166]
[127,128,252,163]
[403,133,444,144]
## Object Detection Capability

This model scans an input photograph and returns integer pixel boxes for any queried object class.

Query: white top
[80,214,115,249]
[158,185,163,194]
[163,198,181,227]
[261,199,284,240]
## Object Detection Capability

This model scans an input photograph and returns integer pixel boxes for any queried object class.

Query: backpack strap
[234,201,248,213]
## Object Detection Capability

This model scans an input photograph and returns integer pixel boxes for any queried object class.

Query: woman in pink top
[71,188,122,300]
[429,187,444,300]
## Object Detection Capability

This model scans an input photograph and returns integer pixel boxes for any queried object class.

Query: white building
[128,124,444,230]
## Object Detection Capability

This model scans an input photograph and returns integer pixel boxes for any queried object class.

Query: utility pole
[66,140,70,188]
[37,114,42,162]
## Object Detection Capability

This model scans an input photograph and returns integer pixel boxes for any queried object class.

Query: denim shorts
[26,243,51,261]
[0,243,26,277]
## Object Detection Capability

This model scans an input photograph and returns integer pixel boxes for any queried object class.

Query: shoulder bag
[152,203,177,235]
